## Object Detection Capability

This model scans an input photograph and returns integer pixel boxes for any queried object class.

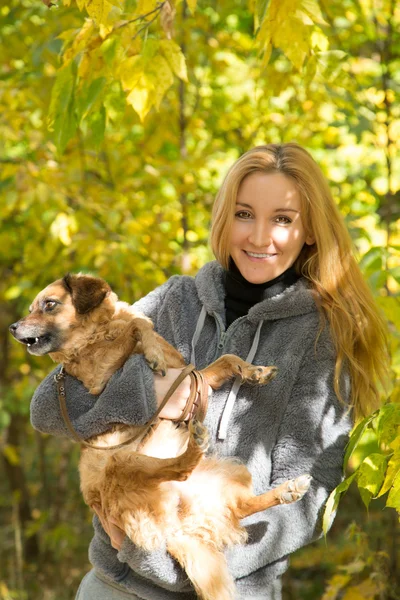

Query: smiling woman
[29,143,389,600]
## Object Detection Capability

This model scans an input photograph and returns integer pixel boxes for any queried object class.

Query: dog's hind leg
[107,420,208,484]
[167,535,235,600]
[236,474,312,519]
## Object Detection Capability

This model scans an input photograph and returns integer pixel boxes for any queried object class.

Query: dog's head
[9,274,112,356]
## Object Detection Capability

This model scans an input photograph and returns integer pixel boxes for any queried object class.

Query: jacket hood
[195,261,317,324]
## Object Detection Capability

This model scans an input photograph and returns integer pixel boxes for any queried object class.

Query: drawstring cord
[190,305,207,365]
[217,320,263,440]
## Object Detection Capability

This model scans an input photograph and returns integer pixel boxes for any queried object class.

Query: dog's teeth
[35,337,39,343]
[27,343,31,347]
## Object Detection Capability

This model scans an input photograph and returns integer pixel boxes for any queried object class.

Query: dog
[10,273,311,600]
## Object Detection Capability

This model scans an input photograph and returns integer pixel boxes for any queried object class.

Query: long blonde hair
[211,143,389,421]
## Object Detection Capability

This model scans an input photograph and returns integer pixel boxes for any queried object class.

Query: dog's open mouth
[20,335,47,347]
[19,334,53,354]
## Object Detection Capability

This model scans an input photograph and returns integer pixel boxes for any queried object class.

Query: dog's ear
[62,273,111,314]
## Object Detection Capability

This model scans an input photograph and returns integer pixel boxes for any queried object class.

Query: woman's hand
[153,368,192,420]
[93,503,125,551]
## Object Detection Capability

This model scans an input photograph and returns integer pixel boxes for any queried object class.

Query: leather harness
[54,364,209,451]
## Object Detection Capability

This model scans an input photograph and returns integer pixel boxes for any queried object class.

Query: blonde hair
[211,143,389,421]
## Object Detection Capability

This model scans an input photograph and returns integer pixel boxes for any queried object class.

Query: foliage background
[1,0,400,598]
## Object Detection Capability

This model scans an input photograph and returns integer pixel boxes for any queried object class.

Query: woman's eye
[274,215,292,225]
[235,211,252,219]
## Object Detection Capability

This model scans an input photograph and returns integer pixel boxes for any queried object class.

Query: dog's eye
[44,300,57,311]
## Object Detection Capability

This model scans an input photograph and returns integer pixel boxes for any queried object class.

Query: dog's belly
[139,420,190,459]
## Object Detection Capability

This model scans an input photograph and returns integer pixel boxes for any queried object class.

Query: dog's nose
[9,322,18,334]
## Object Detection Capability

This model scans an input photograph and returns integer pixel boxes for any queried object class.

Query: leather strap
[55,363,208,451]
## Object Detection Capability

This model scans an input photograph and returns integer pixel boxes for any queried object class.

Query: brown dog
[10,274,311,600]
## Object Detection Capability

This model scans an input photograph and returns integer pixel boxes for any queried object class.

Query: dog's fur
[10,274,311,600]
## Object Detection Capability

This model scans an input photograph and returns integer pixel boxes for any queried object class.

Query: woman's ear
[305,234,315,245]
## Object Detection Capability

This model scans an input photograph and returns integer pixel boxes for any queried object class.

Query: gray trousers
[75,568,282,600]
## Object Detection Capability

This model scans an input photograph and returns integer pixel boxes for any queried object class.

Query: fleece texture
[30,261,352,600]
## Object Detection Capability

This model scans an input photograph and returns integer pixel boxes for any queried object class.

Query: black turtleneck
[224,259,299,327]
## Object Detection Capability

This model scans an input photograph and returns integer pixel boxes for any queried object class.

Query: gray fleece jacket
[30,261,352,599]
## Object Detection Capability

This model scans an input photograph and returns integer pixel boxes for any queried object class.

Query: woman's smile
[243,251,278,260]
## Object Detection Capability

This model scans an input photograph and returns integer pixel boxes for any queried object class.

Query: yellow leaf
[3,445,20,466]
[126,75,156,121]
[322,574,351,600]
[50,213,77,246]
[137,0,158,16]
[311,29,329,51]
[186,0,197,14]
[300,0,328,25]
[119,56,144,90]
[78,52,91,79]
[85,0,113,25]
[148,55,174,109]
[76,0,86,10]
[159,39,187,81]
[257,0,328,70]
[342,588,365,600]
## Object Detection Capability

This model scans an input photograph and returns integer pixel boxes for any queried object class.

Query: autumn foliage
[0,0,399,598]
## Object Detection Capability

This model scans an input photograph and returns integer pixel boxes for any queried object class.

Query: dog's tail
[167,535,235,600]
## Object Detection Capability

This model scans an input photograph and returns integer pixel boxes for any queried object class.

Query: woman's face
[229,172,314,284]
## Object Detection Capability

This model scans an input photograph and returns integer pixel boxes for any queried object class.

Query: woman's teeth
[246,252,275,258]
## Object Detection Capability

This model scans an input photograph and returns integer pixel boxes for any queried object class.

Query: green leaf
[377,449,400,498]
[47,61,77,153]
[376,296,400,330]
[389,266,400,285]
[343,413,375,469]
[323,473,356,535]
[356,453,388,508]
[375,403,400,447]
[85,104,106,146]
[386,471,400,509]
[359,246,385,272]
[77,77,107,121]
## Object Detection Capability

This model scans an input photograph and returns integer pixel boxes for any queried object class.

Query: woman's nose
[248,223,272,248]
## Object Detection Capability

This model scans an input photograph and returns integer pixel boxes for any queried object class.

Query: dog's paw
[278,474,312,504]
[238,364,277,385]
[144,349,167,376]
[188,419,209,453]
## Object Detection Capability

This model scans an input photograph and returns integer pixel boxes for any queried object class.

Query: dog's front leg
[200,354,277,389]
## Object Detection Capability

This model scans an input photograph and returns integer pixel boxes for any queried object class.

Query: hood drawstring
[189,306,263,441]
[217,320,263,440]
[190,305,207,366]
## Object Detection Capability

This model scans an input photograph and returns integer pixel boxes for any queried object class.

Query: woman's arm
[91,512,191,591]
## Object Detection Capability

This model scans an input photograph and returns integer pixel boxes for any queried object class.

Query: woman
[30,143,388,600]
